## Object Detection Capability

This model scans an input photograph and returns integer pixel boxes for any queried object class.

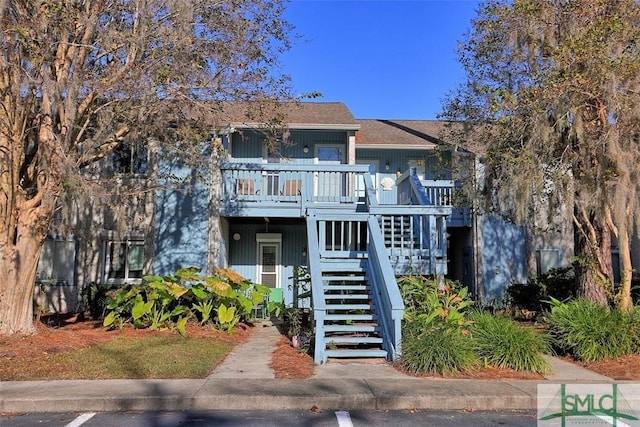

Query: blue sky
[281,0,481,120]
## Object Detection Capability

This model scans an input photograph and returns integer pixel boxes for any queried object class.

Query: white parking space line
[65,412,96,427]
[335,410,354,427]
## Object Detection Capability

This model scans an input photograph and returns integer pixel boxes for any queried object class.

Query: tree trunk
[207,156,223,274]
[574,208,613,306]
[616,224,633,311]
[0,211,47,334]
[0,108,58,334]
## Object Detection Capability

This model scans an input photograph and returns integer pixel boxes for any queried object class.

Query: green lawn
[1,335,233,381]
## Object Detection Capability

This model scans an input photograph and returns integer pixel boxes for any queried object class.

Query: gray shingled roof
[282,102,358,126]
[216,101,359,129]
[212,102,454,148]
[355,119,446,149]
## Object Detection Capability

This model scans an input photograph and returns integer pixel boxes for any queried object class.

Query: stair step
[324,294,369,299]
[324,314,376,321]
[325,349,388,358]
[324,283,368,289]
[324,324,379,333]
[323,275,368,282]
[321,264,367,273]
[323,284,369,291]
[324,283,368,288]
[324,336,383,344]
[325,304,372,310]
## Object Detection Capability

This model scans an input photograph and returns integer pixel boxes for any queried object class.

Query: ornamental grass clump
[469,311,550,374]
[400,324,477,376]
[398,276,476,375]
[546,298,640,362]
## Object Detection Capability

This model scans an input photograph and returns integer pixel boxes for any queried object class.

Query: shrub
[81,282,120,319]
[280,305,313,355]
[398,275,556,375]
[398,275,473,330]
[506,267,576,311]
[504,282,544,312]
[469,311,550,374]
[399,324,477,376]
[546,298,640,362]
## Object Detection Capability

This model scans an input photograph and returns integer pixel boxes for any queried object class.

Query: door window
[259,243,278,287]
[256,234,282,289]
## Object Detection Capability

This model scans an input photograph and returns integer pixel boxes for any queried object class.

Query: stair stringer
[366,216,404,361]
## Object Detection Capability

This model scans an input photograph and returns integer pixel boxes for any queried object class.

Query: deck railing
[221,163,371,207]
[316,214,369,258]
[396,167,454,207]
[395,167,471,227]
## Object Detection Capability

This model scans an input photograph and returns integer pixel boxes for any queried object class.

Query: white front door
[256,234,281,288]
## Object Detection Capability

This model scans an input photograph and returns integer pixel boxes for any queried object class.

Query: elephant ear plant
[103,267,271,335]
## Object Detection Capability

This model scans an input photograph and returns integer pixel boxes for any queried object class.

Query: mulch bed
[270,335,315,379]
[5,314,640,381]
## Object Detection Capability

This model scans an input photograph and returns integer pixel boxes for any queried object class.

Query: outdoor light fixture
[302,145,310,153]
[385,160,390,171]
[233,233,241,241]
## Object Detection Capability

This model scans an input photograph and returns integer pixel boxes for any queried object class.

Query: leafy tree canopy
[0,0,294,333]
[441,0,640,308]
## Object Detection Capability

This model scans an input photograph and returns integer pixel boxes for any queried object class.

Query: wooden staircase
[320,258,387,360]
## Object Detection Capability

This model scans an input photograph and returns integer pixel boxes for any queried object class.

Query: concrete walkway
[207,319,414,380]
[210,320,610,382]
[0,320,618,414]
[543,355,612,382]
[207,321,281,379]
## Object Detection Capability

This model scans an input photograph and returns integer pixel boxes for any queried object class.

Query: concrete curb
[0,377,547,413]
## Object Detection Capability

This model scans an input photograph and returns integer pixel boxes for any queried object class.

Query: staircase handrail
[367,216,404,360]
[408,167,432,205]
[306,213,327,364]
[396,167,431,205]
[362,165,378,209]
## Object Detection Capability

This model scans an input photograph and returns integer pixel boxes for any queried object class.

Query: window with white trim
[104,239,145,283]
